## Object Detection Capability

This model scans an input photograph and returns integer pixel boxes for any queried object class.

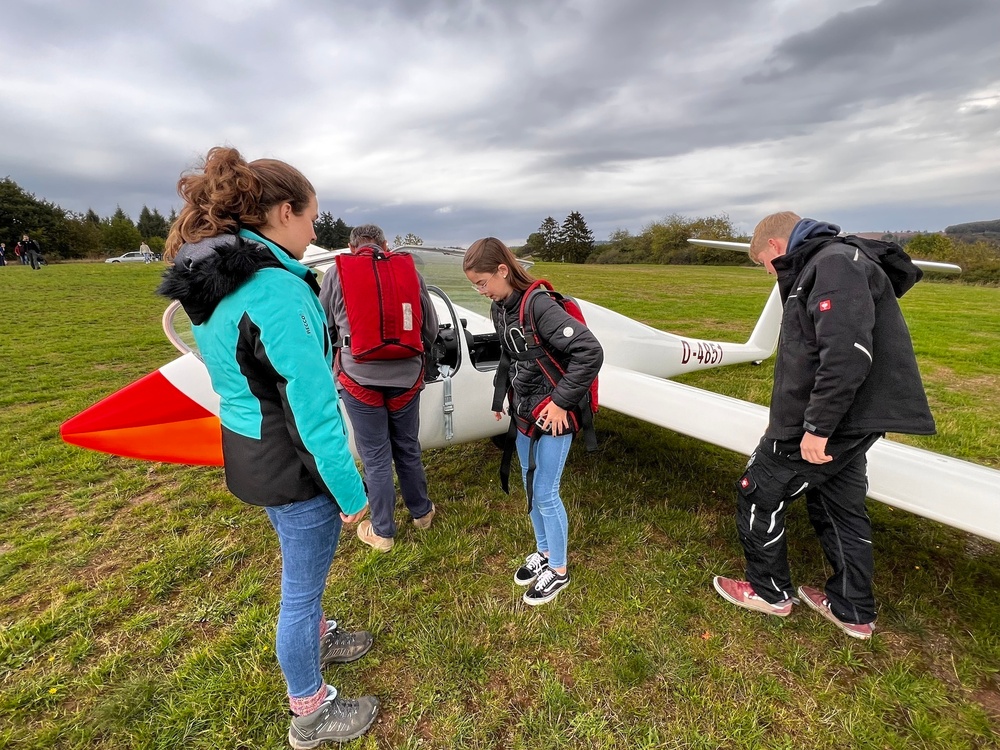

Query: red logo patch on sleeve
[819,299,832,312]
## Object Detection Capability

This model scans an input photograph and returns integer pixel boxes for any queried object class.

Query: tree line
[521,211,999,283]
[5,174,997,282]
[901,233,1000,285]
[0,178,417,260]
[519,212,750,266]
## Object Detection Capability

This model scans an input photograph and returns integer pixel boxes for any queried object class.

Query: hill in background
[945,218,1000,236]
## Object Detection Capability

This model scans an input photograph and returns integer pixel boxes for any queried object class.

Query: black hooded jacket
[767,220,935,441]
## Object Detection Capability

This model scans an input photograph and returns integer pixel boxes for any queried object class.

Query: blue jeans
[516,431,572,570]
[340,389,433,538]
[264,494,342,699]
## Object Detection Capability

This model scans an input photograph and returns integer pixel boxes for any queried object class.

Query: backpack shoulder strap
[519,280,557,345]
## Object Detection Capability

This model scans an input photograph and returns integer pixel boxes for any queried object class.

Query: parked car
[105,251,157,263]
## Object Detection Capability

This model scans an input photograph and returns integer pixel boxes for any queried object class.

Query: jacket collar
[158,231,319,324]
[238,228,319,293]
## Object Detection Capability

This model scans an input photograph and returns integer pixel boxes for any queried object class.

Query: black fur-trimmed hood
[157,234,285,324]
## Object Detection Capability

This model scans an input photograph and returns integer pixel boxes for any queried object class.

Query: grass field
[1,261,998,749]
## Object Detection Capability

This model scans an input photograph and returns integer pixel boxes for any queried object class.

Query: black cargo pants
[735,433,881,625]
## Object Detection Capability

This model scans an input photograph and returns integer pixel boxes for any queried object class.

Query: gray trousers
[340,388,433,538]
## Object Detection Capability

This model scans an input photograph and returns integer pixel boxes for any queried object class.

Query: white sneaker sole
[522,580,569,606]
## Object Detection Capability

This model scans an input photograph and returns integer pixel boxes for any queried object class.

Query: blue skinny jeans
[264,494,342,700]
[516,430,572,570]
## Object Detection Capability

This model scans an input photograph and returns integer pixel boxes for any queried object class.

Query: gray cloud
[2,0,998,244]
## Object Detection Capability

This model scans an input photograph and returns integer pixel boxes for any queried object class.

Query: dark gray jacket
[491,287,603,433]
[767,221,935,441]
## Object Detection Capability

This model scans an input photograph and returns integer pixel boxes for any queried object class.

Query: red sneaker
[798,586,875,640]
[713,576,792,617]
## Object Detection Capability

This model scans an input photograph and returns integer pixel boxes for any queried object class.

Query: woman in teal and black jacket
[158,147,378,747]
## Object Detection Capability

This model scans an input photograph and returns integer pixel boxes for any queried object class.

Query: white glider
[62,244,999,543]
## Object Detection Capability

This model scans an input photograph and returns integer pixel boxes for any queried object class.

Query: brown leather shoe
[357,520,394,551]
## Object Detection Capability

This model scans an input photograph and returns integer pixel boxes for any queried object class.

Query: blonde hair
[164,146,314,261]
[463,237,535,291]
[749,211,801,263]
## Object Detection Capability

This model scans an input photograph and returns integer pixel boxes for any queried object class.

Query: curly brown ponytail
[164,146,314,261]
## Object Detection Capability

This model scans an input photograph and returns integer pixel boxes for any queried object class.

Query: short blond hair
[749,211,800,263]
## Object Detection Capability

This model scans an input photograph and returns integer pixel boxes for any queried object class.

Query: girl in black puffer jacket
[464,238,603,606]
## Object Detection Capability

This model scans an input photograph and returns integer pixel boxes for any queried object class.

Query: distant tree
[591,213,745,266]
[137,205,169,239]
[558,211,595,263]
[535,217,560,261]
[905,233,954,261]
[146,236,166,256]
[393,233,423,247]
[0,177,76,258]
[315,213,353,249]
[522,231,546,257]
[904,232,1000,283]
[64,212,104,257]
[85,208,102,225]
[592,228,639,264]
[103,206,142,253]
[314,211,336,248]
[331,218,351,248]
[945,219,1000,235]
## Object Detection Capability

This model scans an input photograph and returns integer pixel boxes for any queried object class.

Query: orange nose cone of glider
[61,369,223,466]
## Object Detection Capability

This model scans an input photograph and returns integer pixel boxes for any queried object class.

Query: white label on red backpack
[402,303,414,331]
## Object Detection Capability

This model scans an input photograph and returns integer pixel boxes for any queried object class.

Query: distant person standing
[14,242,24,265]
[19,235,42,270]
[140,240,152,264]
[0,243,6,266]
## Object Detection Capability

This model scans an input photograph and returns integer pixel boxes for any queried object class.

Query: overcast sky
[2,0,998,245]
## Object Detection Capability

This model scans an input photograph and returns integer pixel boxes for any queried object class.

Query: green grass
[1,261,998,749]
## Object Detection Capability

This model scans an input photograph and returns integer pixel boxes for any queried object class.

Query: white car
[105,251,151,263]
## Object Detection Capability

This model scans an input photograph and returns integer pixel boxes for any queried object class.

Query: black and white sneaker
[319,620,374,667]
[513,552,549,586]
[523,568,569,606]
[288,687,379,748]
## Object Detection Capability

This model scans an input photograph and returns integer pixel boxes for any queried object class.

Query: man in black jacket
[18,234,42,270]
[713,212,935,639]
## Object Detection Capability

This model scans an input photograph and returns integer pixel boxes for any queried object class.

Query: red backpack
[518,279,600,434]
[335,248,424,361]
